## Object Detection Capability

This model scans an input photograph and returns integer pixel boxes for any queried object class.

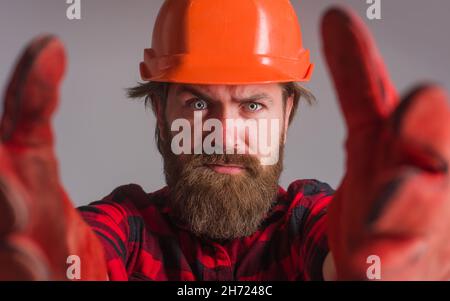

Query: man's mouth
[206,164,245,175]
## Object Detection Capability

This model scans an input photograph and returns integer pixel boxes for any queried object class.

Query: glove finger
[368,85,450,235]
[1,35,66,148]
[321,6,398,133]
[392,85,450,166]
[367,168,448,236]
[0,173,29,237]
[0,234,50,280]
[362,169,450,280]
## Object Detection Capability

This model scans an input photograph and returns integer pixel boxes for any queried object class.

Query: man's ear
[283,95,294,144]
[151,94,167,141]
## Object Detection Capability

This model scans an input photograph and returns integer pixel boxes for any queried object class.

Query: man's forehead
[172,83,282,99]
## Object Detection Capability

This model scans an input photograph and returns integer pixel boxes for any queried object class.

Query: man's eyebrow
[238,93,273,104]
[176,85,273,104]
[176,85,215,103]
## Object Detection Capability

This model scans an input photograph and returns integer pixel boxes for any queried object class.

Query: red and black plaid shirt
[78,179,333,281]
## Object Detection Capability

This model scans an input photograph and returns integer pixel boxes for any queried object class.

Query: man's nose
[212,108,242,153]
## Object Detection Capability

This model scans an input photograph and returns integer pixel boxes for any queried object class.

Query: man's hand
[322,7,450,280]
[0,36,107,280]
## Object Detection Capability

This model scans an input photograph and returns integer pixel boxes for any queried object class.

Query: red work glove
[0,36,107,280]
[322,7,450,280]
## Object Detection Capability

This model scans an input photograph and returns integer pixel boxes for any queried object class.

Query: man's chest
[127,231,302,281]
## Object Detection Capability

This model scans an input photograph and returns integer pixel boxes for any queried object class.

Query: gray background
[0,0,449,206]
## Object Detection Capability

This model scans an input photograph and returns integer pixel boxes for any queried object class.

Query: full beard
[160,129,284,241]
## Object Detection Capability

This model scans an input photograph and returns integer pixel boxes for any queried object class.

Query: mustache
[185,153,262,176]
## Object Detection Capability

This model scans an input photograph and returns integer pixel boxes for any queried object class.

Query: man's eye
[189,99,208,111]
[244,102,263,112]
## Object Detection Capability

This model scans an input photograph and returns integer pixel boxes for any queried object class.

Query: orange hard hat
[140,0,314,84]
